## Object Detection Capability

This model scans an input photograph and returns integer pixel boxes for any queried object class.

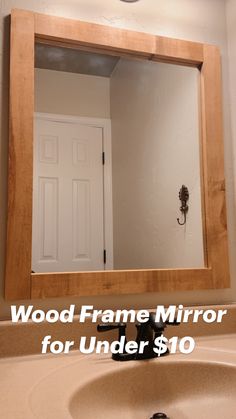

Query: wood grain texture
[31,269,213,299]
[34,12,204,66]
[34,11,156,57]
[154,36,203,66]
[5,10,35,300]
[200,45,230,288]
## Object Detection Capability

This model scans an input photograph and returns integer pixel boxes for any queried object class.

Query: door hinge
[103,249,107,264]
[102,151,105,165]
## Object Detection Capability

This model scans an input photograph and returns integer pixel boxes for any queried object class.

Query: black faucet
[97,312,179,361]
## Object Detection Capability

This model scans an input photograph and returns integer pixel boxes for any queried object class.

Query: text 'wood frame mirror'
[5,9,230,300]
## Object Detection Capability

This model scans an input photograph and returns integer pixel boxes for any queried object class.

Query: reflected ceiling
[35,44,120,77]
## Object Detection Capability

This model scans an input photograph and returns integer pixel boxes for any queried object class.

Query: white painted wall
[111,59,204,269]
[35,69,110,118]
[0,0,235,319]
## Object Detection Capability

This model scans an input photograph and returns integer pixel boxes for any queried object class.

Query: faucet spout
[135,312,168,360]
[97,312,179,361]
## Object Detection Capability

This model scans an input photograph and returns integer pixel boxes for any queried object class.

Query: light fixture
[120,0,140,3]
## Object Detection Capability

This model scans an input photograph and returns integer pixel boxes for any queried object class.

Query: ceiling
[35,44,120,77]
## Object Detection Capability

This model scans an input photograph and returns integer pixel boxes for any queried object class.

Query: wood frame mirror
[5,9,230,300]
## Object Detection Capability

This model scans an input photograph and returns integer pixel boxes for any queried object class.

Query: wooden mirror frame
[5,9,230,300]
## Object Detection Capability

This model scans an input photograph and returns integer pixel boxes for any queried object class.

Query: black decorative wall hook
[177,185,189,226]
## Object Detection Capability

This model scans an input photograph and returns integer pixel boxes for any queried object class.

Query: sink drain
[150,414,169,419]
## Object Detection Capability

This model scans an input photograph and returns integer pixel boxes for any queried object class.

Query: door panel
[39,176,58,262]
[32,118,104,272]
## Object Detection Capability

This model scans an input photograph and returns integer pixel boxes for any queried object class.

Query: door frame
[34,112,114,270]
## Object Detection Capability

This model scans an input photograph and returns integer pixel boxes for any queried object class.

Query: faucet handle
[97,324,123,332]
[97,323,128,361]
[165,319,180,326]
[97,323,126,340]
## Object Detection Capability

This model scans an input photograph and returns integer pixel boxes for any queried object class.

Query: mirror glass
[32,44,204,273]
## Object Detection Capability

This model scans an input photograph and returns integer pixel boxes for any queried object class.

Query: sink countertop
[0,334,236,419]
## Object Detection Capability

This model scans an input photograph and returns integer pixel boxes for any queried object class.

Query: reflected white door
[32,118,104,272]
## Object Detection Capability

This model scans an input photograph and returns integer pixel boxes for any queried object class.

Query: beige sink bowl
[69,361,236,419]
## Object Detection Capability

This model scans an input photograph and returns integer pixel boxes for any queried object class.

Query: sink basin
[69,360,236,419]
[2,332,236,418]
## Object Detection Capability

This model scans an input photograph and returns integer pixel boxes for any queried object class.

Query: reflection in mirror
[32,44,204,273]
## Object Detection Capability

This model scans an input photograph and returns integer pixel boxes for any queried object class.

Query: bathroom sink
[69,360,236,419]
[2,335,236,419]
